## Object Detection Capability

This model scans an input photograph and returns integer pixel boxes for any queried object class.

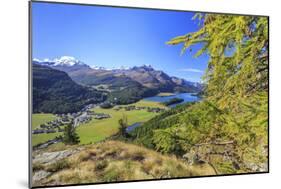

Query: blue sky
[32,2,209,82]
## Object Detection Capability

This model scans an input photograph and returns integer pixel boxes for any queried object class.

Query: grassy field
[32,132,62,146]
[77,100,165,144]
[31,100,166,146]
[128,99,167,108]
[32,114,59,146]
[32,114,57,129]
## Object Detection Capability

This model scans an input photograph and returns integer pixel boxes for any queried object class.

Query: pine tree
[118,114,128,138]
[63,121,80,145]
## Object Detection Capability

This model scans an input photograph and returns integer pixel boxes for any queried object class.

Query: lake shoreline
[143,92,200,107]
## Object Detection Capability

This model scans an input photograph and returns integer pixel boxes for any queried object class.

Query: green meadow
[31,100,166,146]
[32,114,57,129]
[77,100,165,144]
[32,114,60,146]
[32,132,61,146]
[128,100,167,109]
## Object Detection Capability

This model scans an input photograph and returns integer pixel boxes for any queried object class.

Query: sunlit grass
[32,132,61,146]
[31,100,166,146]
[77,102,162,144]
[33,140,216,186]
[129,99,167,108]
[32,114,57,129]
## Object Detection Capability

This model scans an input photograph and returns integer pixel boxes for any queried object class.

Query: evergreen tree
[63,121,80,145]
[118,114,128,138]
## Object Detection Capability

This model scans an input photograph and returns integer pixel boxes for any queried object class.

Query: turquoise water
[143,93,200,107]
[126,93,200,133]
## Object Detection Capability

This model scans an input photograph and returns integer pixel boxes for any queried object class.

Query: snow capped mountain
[53,56,84,66]
[90,65,131,71]
[33,56,148,72]
[32,56,203,92]
[32,58,42,62]
[33,56,86,67]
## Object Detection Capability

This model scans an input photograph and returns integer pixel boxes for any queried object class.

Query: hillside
[32,64,105,114]
[32,141,215,187]
[130,101,268,174]
[130,103,193,150]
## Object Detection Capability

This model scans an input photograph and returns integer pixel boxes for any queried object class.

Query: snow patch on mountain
[33,56,86,67]
[53,56,83,66]
[91,65,106,70]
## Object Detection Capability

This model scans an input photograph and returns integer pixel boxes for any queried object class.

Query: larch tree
[162,14,269,172]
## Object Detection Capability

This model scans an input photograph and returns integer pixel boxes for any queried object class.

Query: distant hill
[34,56,203,104]
[32,63,105,114]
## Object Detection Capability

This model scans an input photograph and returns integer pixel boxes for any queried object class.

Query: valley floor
[32,100,166,147]
[77,100,166,144]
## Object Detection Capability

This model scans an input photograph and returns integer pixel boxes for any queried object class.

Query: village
[32,103,165,138]
[32,103,111,135]
[114,105,165,113]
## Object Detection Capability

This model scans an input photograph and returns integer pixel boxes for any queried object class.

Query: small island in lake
[162,97,184,106]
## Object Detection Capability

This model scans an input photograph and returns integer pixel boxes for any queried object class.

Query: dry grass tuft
[45,159,70,173]
[33,140,215,186]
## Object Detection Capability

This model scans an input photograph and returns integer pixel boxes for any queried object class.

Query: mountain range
[33,56,202,93]
[33,56,203,111]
